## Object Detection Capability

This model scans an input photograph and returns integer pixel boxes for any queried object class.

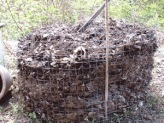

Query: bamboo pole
[105,0,109,120]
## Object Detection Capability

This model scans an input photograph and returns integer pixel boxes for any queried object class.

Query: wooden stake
[78,0,110,32]
[105,0,109,120]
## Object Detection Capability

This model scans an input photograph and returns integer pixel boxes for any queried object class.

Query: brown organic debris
[17,19,157,122]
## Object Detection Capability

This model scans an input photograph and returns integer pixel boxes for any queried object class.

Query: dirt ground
[0,35,164,123]
[149,44,164,123]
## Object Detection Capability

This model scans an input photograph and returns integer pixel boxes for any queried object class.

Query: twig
[6,0,22,32]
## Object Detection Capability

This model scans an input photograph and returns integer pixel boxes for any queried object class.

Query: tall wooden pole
[78,0,110,32]
[105,0,109,120]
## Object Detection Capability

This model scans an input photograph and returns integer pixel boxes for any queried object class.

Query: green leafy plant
[29,112,41,123]
[29,112,37,119]
[1,0,163,41]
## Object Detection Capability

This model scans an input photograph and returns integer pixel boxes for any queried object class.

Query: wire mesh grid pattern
[16,0,159,123]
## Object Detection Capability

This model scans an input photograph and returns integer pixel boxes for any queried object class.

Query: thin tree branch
[6,0,22,32]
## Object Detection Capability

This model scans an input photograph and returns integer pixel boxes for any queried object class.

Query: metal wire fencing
[12,0,161,122]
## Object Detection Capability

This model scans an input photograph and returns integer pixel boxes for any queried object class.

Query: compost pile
[17,19,157,122]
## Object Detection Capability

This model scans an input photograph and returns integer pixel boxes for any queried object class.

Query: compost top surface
[17,19,156,68]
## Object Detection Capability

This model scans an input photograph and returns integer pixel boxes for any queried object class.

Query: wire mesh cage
[16,0,159,123]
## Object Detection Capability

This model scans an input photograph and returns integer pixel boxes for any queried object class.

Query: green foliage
[110,0,164,30]
[1,0,63,39]
[9,102,23,113]
[29,112,37,119]
[29,112,41,123]
[0,0,163,40]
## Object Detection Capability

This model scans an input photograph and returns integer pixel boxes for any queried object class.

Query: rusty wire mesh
[16,0,159,123]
